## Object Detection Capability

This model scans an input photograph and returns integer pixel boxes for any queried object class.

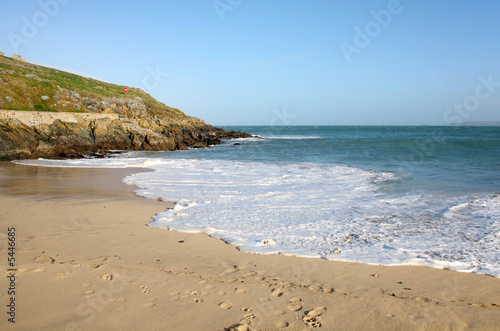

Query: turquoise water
[178,126,500,193]
[19,125,500,276]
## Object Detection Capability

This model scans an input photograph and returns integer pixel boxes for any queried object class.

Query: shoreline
[10,159,500,278]
[0,162,499,330]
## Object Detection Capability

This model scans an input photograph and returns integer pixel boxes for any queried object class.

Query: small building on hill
[12,53,26,62]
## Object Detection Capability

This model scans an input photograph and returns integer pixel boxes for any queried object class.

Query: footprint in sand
[83,283,91,288]
[303,315,321,328]
[241,307,253,312]
[275,320,289,328]
[243,271,257,277]
[190,290,202,295]
[235,288,247,294]
[309,285,322,292]
[287,301,302,312]
[143,298,156,307]
[271,288,284,297]
[307,306,327,317]
[198,280,208,285]
[224,265,240,274]
[300,307,327,328]
[56,270,72,280]
[99,274,113,281]
[244,314,256,320]
[205,285,216,290]
[274,310,286,316]
[219,302,232,310]
[216,290,226,296]
[139,286,151,294]
[34,255,55,264]
[415,297,431,303]
[225,324,250,331]
[84,290,95,298]
[192,298,204,303]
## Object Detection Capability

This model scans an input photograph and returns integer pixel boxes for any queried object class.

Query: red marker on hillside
[124,87,128,93]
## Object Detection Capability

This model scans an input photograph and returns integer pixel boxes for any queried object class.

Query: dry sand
[0,162,499,330]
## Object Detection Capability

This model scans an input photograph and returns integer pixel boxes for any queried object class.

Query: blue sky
[1,0,500,126]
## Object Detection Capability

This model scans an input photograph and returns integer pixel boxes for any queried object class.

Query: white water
[16,155,500,277]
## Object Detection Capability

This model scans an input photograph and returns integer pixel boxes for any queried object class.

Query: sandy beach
[0,162,499,331]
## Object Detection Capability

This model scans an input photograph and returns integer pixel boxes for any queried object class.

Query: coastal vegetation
[0,54,249,160]
[0,54,183,118]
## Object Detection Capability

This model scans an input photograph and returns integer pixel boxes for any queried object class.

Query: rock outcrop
[0,54,251,160]
[0,118,42,160]
[12,53,26,62]
[0,115,250,160]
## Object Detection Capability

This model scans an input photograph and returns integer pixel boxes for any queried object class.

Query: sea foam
[16,155,500,277]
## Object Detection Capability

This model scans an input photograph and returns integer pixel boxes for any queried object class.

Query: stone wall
[0,110,118,127]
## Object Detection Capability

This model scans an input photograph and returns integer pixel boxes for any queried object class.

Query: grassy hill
[0,54,187,121]
[0,54,250,160]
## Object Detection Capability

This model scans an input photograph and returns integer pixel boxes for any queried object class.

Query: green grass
[0,55,186,120]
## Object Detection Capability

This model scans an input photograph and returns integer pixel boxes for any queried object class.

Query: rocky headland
[0,54,250,160]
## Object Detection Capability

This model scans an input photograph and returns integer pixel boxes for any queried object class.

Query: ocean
[17,126,500,277]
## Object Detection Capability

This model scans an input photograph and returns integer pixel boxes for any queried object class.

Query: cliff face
[0,115,248,160]
[0,55,250,160]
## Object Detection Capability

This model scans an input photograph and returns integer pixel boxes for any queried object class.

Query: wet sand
[0,162,499,330]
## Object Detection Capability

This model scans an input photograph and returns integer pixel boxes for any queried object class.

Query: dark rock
[90,118,130,150]
[0,114,252,160]
[0,118,41,160]
[43,119,95,157]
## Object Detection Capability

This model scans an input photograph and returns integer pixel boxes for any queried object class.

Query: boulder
[90,118,131,150]
[0,118,41,160]
[43,119,95,157]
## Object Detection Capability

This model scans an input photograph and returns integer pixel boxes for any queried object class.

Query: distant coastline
[451,121,500,126]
